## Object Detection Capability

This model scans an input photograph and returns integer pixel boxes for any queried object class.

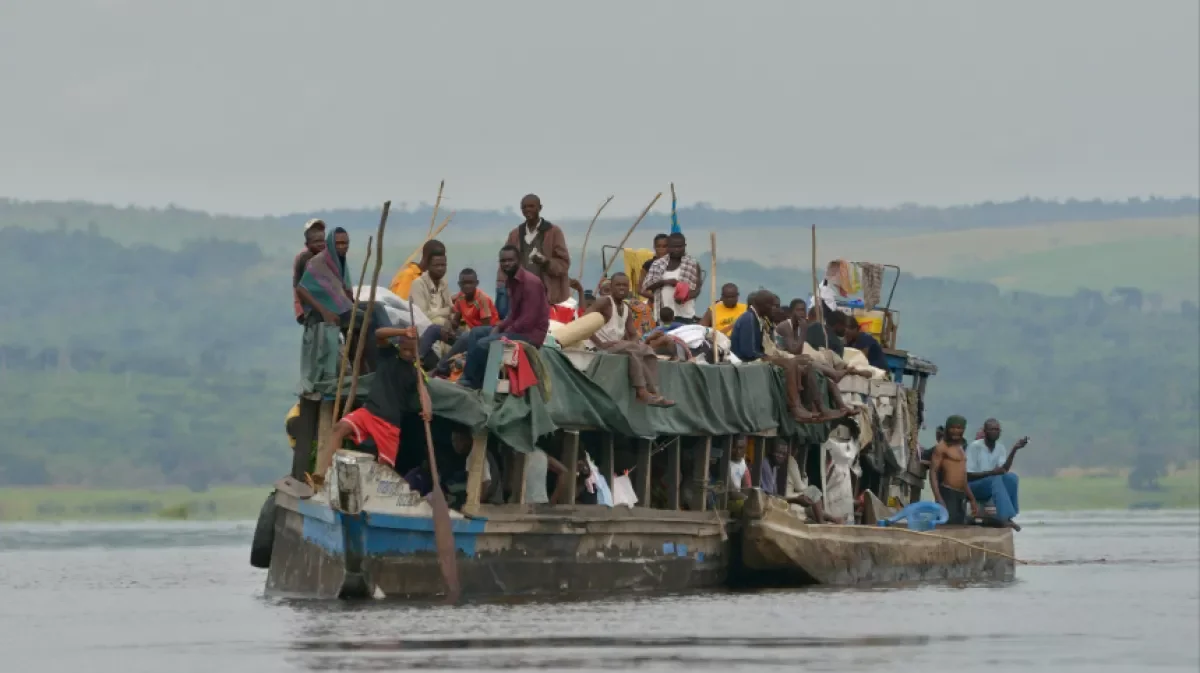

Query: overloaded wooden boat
[256,265,1014,600]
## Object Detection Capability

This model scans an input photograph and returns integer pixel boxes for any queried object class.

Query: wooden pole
[575,195,614,287]
[709,231,719,364]
[601,192,662,277]
[811,224,825,344]
[428,180,444,239]
[344,202,390,414]
[332,236,372,421]
[403,212,454,266]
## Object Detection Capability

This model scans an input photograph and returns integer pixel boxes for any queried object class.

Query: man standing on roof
[966,418,1028,531]
[699,283,746,337]
[584,272,675,408]
[498,194,571,306]
[641,232,702,323]
[293,219,326,323]
[389,239,447,300]
[460,245,551,389]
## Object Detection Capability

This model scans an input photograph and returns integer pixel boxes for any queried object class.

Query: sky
[1,0,1197,217]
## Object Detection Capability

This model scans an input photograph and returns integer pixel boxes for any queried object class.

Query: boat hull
[266,493,730,601]
[739,496,1016,586]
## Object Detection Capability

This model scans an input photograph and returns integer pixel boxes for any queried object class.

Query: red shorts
[341,407,401,467]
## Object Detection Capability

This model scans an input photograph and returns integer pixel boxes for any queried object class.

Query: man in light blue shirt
[966,418,1028,529]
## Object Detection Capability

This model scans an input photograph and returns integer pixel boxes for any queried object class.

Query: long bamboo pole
[403,212,455,267]
[575,195,614,286]
[344,202,390,414]
[427,180,444,239]
[601,192,662,277]
[332,236,372,421]
[709,231,719,364]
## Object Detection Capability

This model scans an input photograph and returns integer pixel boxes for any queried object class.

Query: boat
[256,261,1014,600]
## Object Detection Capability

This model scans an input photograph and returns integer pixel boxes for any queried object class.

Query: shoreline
[1,471,1196,522]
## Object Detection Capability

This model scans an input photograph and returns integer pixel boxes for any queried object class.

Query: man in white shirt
[966,418,1029,530]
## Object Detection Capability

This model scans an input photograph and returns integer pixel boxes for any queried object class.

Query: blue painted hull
[266,495,730,601]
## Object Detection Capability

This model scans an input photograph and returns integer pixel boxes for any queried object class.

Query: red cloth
[673,281,691,304]
[503,339,538,397]
[342,407,402,467]
[548,303,580,324]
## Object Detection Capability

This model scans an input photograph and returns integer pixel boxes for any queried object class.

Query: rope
[880,525,1036,565]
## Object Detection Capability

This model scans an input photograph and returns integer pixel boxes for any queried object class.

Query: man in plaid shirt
[640,232,702,322]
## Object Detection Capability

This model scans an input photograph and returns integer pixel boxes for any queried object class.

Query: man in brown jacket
[497,194,571,306]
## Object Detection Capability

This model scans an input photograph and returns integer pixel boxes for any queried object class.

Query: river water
[1,510,1196,672]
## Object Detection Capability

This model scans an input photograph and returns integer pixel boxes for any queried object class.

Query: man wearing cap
[293,219,326,323]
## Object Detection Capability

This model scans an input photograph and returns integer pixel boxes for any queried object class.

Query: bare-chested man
[930,415,978,525]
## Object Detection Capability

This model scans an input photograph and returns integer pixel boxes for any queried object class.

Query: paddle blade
[428,487,462,604]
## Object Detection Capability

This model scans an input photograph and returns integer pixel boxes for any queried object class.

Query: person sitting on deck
[930,415,979,525]
[458,245,551,389]
[775,298,808,354]
[760,442,841,523]
[699,283,747,337]
[292,219,326,323]
[323,327,430,471]
[389,239,446,300]
[730,291,846,422]
[584,272,675,408]
[444,425,504,507]
[450,268,499,331]
[641,232,702,323]
[966,418,1027,530]
[843,317,887,370]
[805,308,846,357]
[498,194,572,307]
[523,446,570,505]
[409,250,456,368]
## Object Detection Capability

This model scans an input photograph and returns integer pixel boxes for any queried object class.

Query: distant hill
[0,225,1196,488]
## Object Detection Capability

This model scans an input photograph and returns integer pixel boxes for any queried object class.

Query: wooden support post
[748,435,763,488]
[290,397,321,480]
[774,439,789,497]
[635,438,652,506]
[600,433,615,488]
[463,432,489,515]
[561,430,580,505]
[717,436,732,511]
[690,436,712,512]
[512,450,528,504]
[314,400,336,478]
[667,438,681,511]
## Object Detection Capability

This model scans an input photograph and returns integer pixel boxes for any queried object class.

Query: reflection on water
[1,511,1197,672]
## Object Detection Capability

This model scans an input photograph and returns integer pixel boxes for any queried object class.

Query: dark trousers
[941,485,969,525]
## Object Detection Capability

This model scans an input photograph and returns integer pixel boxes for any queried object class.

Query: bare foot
[791,406,819,423]
[648,396,676,408]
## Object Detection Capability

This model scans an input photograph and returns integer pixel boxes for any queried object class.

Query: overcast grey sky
[1,0,1197,217]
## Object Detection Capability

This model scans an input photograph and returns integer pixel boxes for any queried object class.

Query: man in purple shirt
[460,245,550,389]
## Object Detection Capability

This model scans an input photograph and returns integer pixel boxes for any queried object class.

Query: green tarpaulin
[301,325,829,452]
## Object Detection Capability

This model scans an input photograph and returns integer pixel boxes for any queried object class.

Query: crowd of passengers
[286,194,1026,529]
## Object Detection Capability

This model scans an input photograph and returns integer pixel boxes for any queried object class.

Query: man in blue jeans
[460,245,550,389]
[966,418,1029,531]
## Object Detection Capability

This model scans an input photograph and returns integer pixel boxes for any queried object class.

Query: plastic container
[853,309,885,336]
[878,501,949,531]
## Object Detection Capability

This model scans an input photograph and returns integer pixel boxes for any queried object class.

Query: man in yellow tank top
[700,283,746,337]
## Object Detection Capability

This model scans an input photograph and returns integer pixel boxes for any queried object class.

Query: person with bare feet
[761,442,842,523]
[585,272,675,408]
[930,415,978,525]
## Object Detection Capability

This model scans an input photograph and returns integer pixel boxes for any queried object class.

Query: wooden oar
[344,202,390,414]
[575,195,614,286]
[709,231,719,364]
[601,192,662,277]
[332,236,373,420]
[410,298,462,604]
[428,180,444,239]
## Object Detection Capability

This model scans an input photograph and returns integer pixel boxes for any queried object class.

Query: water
[1,511,1197,672]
